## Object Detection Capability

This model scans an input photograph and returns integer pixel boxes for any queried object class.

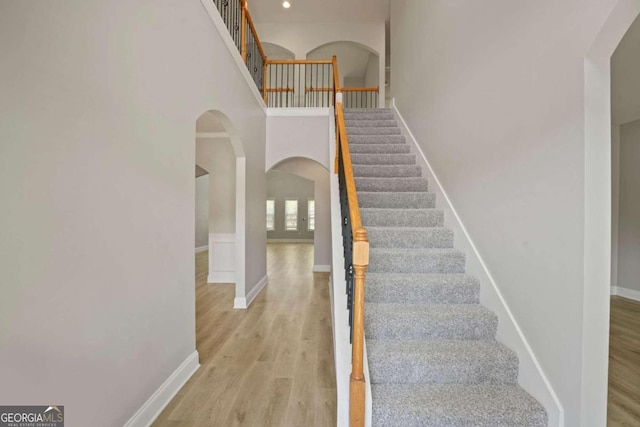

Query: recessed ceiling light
[282,1,291,8]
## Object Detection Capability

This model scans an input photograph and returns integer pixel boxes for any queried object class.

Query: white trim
[267,239,314,243]
[611,285,640,302]
[123,351,200,427]
[266,108,331,117]
[210,233,236,243]
[235,157,247,307]
[234,275,268,309]
[195,245,208,254]
[200,0,266,112]
[196,132,229,139]
[208,272,236,283]
[313,265,331,273]
[393,100,564,426]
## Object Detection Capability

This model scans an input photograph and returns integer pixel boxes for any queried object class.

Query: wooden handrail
[266,59,334,65]
[305,87,334,92]
[336,102,368,427]
[240,0,247,62]
[341,87,379,92]
[244,6,266,64]
[264,88,295,93]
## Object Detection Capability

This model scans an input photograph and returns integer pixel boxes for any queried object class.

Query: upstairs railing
[212,2,370,425]
[212,0,378,110]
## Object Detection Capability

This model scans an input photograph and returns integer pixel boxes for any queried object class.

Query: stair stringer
[328,111,373,427]
[391,99,563,427]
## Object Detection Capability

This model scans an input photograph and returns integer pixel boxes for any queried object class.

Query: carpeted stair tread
[358,192,436,209]
[356,177,429,192]
[348,126,402,135]
[353,164,421,177]
[341,108,546,425]
[368,247,465,274]
[361,208,444,227]
[365,303,498,340]
[351,153,416,165]
[350,144,411,154]
[365,273,480,304]
[348,135,406,144]
[346,119,398,127]
[367,227,454,249]
[367,339,518,385]
[371,384,548,427]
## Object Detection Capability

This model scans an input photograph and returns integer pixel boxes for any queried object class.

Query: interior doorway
[608,11,640,425]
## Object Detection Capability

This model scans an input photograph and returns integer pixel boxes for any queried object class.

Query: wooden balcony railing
[212,2,370,424]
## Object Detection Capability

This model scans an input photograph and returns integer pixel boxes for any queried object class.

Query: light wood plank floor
[608,296,640,426]
[153,243,336,427]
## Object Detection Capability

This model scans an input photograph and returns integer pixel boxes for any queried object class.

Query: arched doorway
[195,110,247,309]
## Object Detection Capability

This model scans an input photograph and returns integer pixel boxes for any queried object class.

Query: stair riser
[350,145,411,154]
[351,154,416,165]
[368,360,518,385]
[358,193,436,209]
[348,135,406,144]
[356,178,428,192]
[354,165,421,178]
[366,282,479,304]
[348,128,402,135]
[345,120,398,127]
[362,210,444,227]
[365,315,497,340]
[368,229,454,249]
[368,251,465,274]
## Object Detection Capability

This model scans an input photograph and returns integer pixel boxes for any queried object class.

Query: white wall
[266,113,331,170]
[255,22,386,105]
[196,138,236,233]
[267,170,315,241]
[0,1,266,426]
[391,1,620,426]
[616,118,640,294]
[612,13,640,126]
[364,53,379,89]
[195,175,209,249]
[611,124,620,287]
[273,158,332,270]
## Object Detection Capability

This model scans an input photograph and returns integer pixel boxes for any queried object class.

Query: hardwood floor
[608,296,640,426]
[153,243,336,427]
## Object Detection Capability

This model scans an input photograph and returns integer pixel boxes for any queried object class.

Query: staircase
[344,108,548,427]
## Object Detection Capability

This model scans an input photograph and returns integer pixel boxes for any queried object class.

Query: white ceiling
[613,13,640,126]
[249,0,389,23]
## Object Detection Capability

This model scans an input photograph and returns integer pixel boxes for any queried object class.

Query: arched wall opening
[195,110,247,309]
[267,157,331,271]
[583,1,640,424]
[307,41,380,91]
[262,42,295,60]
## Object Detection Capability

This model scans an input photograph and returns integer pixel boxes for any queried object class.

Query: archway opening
[194,110,246,316]
[267,157,331,272]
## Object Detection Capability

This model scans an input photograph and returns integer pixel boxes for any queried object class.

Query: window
[285,199,298,231]
[308,199,315,231]
[266,199,275,231]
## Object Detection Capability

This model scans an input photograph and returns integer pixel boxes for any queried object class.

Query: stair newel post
[350,227,369,427]
[240,0,247,63]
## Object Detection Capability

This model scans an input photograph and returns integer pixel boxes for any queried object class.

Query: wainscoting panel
[208,233,236,283]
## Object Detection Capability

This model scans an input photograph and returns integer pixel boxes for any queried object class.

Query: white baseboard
[313,265,331,272]
[612,285,640,301]
[195,246,208,254]
[207,272,236,284]
[124,351,200,427]
[393,100,563,427]
[234,275,268,309]
[267,239,314,243]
